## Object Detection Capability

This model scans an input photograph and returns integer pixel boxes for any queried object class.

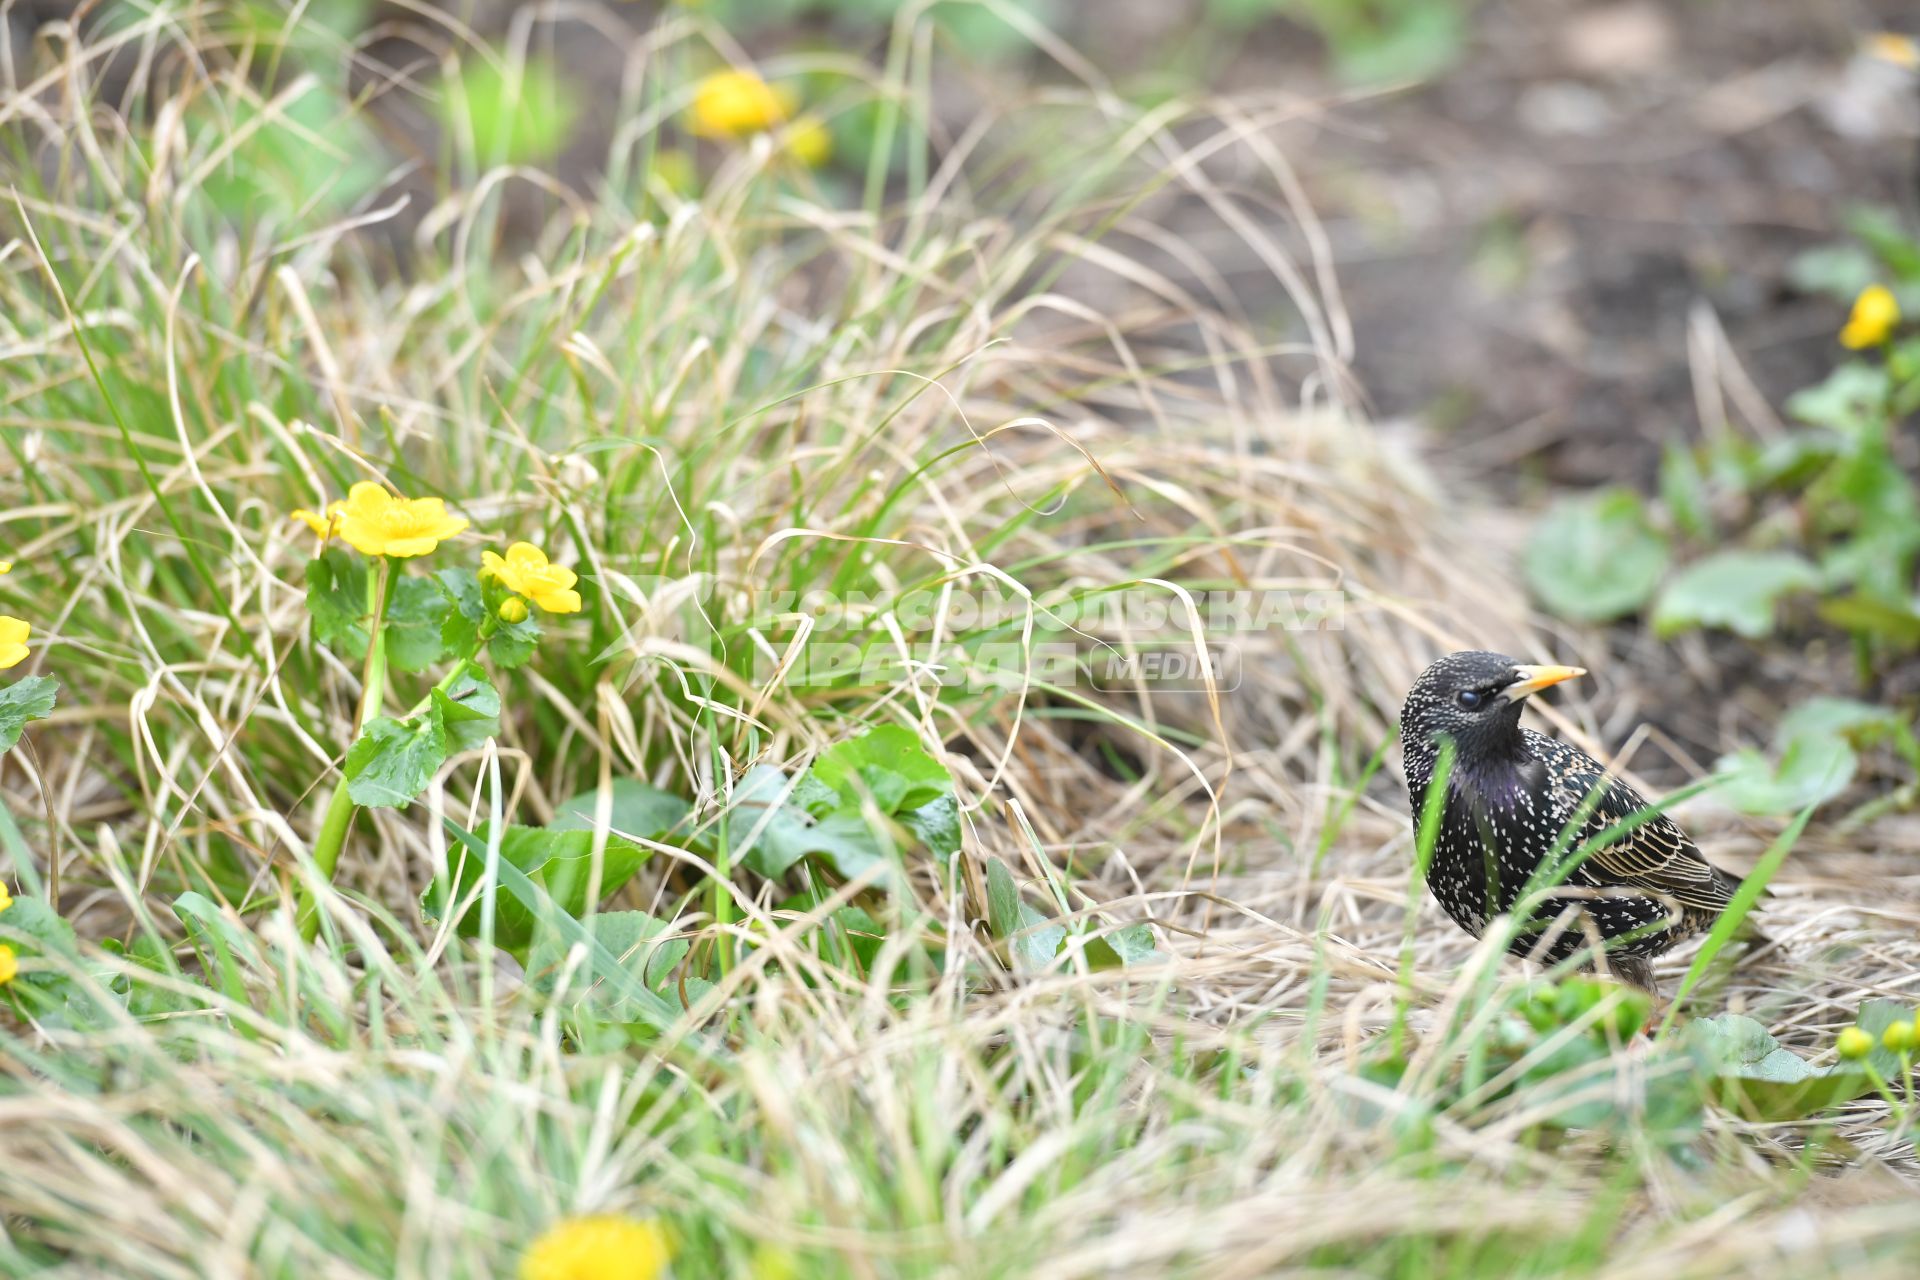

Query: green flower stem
[299,590,497,943]
[299,559,393,941]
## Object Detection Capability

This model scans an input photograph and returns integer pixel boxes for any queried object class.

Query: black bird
[1400,650,1742,991]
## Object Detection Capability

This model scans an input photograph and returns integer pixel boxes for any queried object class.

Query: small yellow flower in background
[0,944,16,985]
[0,616,29,670]
[482,543,582,614]
[498,597,530,624]
[1885,1020,1917,1053]
[1867,32,1920,69]
[691,68,793,138]
[1840,284,1901,349]
[783,117,832,168]
[333,482,470,558]
[291,503,345,540]
[1837,1025,1876,1060]
[520,1216,670,1280]
[0,560,10,574]
[0,881,12,914]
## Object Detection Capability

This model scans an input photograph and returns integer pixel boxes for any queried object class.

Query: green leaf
[1844,205,1920,280]
[0,894,78,958]
[304,548,371,657]
[344,711,449,809]
[439,55,580,165]
[525,910,689,1018]
[1658,442,1711,540]
[383,575,454,673]
[1524,489,1670,623]
[551,779,691,840]
[195,81,383,225]
[0,894,84,1019]
[1818,593,1920,646]
[1856,998,1918,1078]
[1325,2,1465,86]
[1085,922,1164,969]
[1686,1012,1876,1121]
[0,676,58,753]
[430,666,501,752]
[1712,740,1855,817]
[811,725,952,815]
[1788,243,1879,301]
[788,772,842,818]
[1651,551,1818,638]
[725,765,899,885]
[1785,363,1891,438]
[985,858,1064,972]
[438,567,540,668]
[1776,697,1905,745]
[1710,696,1905,816]
[423,825,652,949]
[827,905,888,971]
[439,818,689,1040]
[900,793,962,862]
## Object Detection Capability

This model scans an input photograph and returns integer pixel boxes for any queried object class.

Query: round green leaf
[1652,551,1817,638]
[1524,489,1670,623]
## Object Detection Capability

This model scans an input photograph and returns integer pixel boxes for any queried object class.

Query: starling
[1400,650,1742,991]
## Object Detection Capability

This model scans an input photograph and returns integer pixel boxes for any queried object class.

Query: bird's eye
[1455,689,1483,710]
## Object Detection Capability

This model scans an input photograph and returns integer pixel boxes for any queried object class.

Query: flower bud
[1883,1020,1916,1054]
[1836,1026,1875,1061]
[498,597,530,624]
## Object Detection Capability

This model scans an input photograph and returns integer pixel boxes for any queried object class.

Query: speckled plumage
[1401,651,1741,991]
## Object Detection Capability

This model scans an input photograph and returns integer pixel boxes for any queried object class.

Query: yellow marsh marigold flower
[1837,1025,1876,1060]
[333,482,469,558]
[0,944,15,985]
[0,560,10,574]
[691,68,793,138]
[1840,284,1900,349]
[784,117,832,168]
[0,881,12,914]
[1867,32,1920,69]
[291,503,345,540]
[0,616,29,670]
[481,543,582,614]
[519,1216,670,1280]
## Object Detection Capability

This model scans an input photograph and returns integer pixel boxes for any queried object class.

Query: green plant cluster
[1361,977,1918,1142]
[1525,207,1920,815]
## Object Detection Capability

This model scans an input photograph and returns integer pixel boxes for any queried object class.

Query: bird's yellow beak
[1502,663,1586,702]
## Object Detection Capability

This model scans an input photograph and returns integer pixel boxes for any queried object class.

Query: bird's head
[1400,650,1585,768]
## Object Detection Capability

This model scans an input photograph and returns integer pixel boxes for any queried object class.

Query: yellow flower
[291,503,345,540]
[333,482,469,558]
[0,945,15,986]
[0,616,29,670]
[481,543,582,614]
[0,560,10,574]
[1837,1025,1876,1060]
[691,69,793,138]
[520,1216,670,1280]
[1867,33,1920,69]
[0,881,12,914]
[498,597,530,624]
[1840,284,1901,349]
[784,117,832,168]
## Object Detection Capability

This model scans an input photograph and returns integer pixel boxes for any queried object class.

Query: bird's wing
[1526,731,1738,914]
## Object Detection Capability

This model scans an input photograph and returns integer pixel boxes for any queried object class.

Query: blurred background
[14,0,1915,482]
[11,2,1920,807]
